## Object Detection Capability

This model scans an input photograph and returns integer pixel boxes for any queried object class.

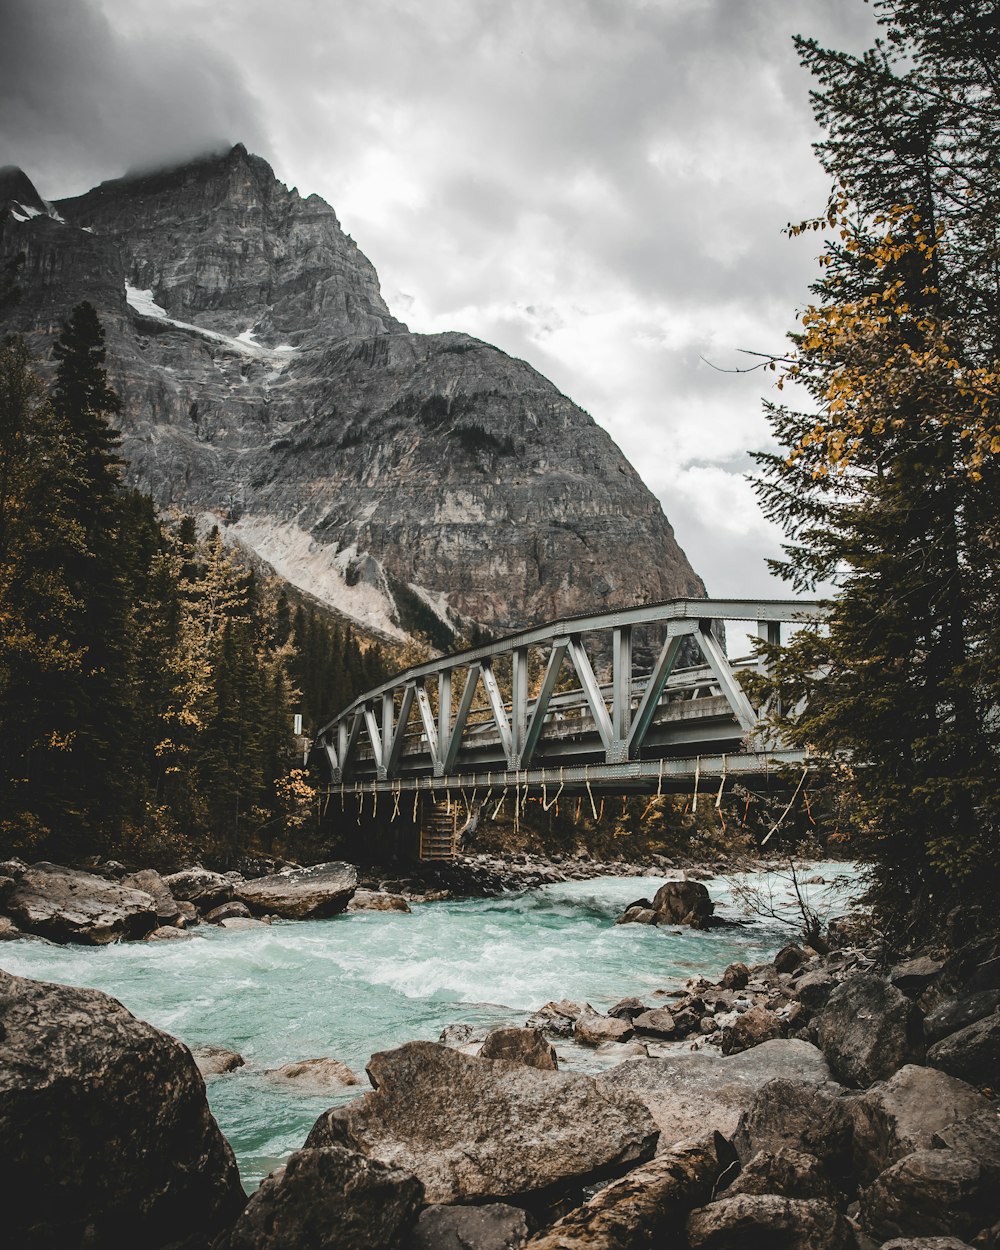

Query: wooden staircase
[419,801,457,861]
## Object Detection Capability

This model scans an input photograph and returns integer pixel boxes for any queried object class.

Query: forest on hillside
[0,305,388,867]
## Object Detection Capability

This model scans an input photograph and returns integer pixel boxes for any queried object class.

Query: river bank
[2,860,997,1247]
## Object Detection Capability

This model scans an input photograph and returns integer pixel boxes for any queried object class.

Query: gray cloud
[2,0,878,600]
[0,0,269,195]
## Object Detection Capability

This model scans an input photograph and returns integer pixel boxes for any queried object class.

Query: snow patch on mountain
[125,285,299,362]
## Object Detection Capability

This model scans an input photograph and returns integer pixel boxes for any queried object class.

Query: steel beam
[612,626,633,742]
[481,660,514,764]
[385,684,415,776]
[438,670,452,766]
[415,681,439,769]
[314,597,825,737]
[521,639,569,766]
[627,629,690,755]
[696,624,759,734]
[443,664,482,772]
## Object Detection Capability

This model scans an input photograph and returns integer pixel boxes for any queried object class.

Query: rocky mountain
[0,144,705,643]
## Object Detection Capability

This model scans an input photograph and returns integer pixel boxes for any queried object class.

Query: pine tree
[754,0,1000,930]
[0,337,86,851]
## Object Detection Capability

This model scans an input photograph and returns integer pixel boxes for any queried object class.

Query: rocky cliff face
[0,144,705,642]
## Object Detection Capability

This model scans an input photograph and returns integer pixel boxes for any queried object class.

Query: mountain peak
[0,166,48,218]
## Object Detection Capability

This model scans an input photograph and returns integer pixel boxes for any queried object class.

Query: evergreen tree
[0,337,86,851]
[754,0,1000,931]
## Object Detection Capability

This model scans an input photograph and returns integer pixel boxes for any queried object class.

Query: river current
[1,865,856,1186]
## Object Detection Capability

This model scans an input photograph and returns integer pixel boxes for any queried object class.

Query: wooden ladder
[419,801,457,861]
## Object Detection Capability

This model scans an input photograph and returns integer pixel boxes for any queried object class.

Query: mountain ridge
[0,145,706,643]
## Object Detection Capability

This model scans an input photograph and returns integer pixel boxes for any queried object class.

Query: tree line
[0,304,388,867]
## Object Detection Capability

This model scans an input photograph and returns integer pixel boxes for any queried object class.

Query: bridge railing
[312,597,824,790]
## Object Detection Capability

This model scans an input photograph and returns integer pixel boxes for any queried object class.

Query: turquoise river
[0,865,857,1186]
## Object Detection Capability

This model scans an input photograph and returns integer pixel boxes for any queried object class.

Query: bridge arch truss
[310,598,824,798]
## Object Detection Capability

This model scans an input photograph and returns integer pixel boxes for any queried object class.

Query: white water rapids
[1,865,858,1186]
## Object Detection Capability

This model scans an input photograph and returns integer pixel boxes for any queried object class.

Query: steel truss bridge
[311,598,824,804]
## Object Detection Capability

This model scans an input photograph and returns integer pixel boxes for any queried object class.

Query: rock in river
[233,861,357,919]
[163,866,235,909]
[306,1040,657,1204]
[479,1026,558,1070]
[265,1057,361,1092]
[0,969,245,1248]
[4,862,158,944]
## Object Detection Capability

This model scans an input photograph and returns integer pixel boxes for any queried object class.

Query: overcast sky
[1,0,879,602]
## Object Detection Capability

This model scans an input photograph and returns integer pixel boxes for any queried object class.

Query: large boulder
[306,1040,657,1204]
[121,868,182,925]
[595,1039,831,1149]
[732,1078,855,1185]
[816,973,925,1087]
[651,879,714,928]
[163,867,236,909]
[411,1203,531,1250]
[479,1027,558,1070]
[933,1107,1000,1186]
[4,862,158,944]
[851,1064,989,1183]
[926,1013,1000,1087]
[0,969,246,1248]
[220,1145,422,1250]
[526,1136,733,1250]
[233,861,357,919]
[924,990,1000,1044]
[859,1149,992,1243]
[686,1194,854,1250]
[725,1147,839,1204]
[719,1005,783,1056]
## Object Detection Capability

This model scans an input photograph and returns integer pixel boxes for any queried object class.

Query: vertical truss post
[757,619,782,717]
[382,692,394,773]
[438,669,452,771]
[511,646,528,765]
[610,626,632,762]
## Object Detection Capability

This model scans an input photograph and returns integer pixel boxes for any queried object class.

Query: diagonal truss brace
[695,622,759,733]
[442,664,482,773]
[520,639,569,767]
[568,635,614,751]
[627,625,692,756]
